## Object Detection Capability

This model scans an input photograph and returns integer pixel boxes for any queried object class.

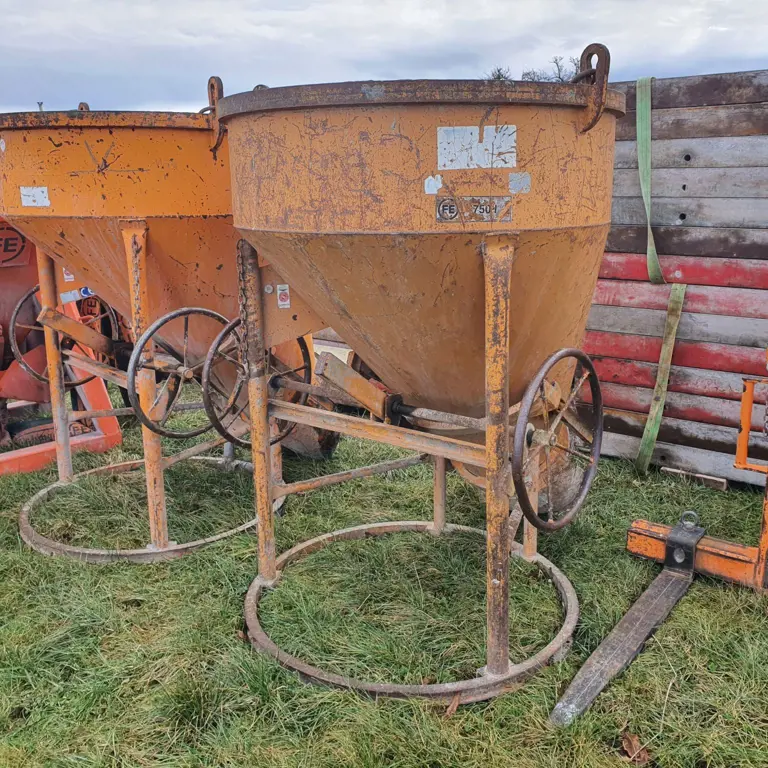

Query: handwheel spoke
[523,442,546,471]
[15,322,41,332]
[217,350,242,367]
[562,406,594,445]
[182,314,190,369]
[188,358,208,373]
[546,372,590,439]
[544,447,554,522]
[159,378,184,427]
[224,399,250,431]
[207,375,236,406]
[150,374,174,413]
[218,338,241,358]
[540,383,550,431]
[84,311,109,326]
[552,440,595,464]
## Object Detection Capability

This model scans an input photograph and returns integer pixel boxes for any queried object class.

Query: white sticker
[424,174,443,194]
[276,284,291,309]
[508,172,531,194]
[63,267,75,282]
[0,138,5,152]
[437,125,516,170]
[60,289,82,304]
[20,186,50,207]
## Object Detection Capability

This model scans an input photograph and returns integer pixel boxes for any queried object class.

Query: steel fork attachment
[550,512,705,725]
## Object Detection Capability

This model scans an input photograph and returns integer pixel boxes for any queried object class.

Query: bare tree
[521,56,580,83]
[486,65,512,82]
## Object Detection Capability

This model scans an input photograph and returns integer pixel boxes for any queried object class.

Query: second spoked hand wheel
[201,318,312,448]
[127,308,228,439]
[9,285,119,388]
[511,348,603,532]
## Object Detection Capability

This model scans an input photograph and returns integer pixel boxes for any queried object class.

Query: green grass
[1,420,768,767]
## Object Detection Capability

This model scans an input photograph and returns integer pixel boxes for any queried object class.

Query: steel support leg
[36,251,73,481]
[122,223,169,549]
[523,461,539,560]
[482,237,515,677]
[270,419,283,486]
[756,484,768,590]
[432,455,447,535]
[238,239,276,583]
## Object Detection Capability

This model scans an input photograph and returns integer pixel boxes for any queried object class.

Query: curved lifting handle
[208,76,224,109]
[204,76,226,158]
[572,43,611,133]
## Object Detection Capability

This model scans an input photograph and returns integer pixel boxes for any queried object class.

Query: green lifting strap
[633,76,688,472]
[636,76,664,285]
[635,283,687,473]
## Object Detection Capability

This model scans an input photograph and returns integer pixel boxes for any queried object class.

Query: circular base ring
[245,520,579,704]
[19,456,279,564]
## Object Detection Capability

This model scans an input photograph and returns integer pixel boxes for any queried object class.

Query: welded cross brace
[550,512,705,726]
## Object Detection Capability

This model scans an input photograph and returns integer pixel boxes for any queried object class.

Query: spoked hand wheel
[511,348,602,532]
[9,284,120,388]
[127,308,229,439]
[201,317,312,448]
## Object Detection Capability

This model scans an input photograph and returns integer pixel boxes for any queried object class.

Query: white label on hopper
[60,289,81,304]
[437,126,516,170]
[63,267,75,283]
[276,284,291,309]
[20,186,50,207]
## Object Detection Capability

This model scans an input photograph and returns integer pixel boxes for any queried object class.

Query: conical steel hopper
[0,88,334,561]
[218,71,624,417]
[0,103,323,364]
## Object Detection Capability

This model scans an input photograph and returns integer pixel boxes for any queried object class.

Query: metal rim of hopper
[17,456,284,564]
[244,520,579,703]
[0,111,211,129]
[217,78,626,119]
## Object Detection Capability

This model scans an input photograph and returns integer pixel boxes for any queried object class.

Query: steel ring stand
[244,520,579,704]
[19,456,283,564]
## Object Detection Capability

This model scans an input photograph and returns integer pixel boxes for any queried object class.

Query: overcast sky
[1,0,765,113]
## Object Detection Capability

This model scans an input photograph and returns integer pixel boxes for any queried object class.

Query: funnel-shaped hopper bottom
[238,227,608,416]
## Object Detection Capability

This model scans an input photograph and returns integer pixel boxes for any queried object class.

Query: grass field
[1,419,768,767]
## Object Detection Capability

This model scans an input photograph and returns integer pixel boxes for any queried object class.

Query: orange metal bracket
[628,370,768,591]
[0,273,122,476]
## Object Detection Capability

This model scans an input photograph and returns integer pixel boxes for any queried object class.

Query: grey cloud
[0,0,765,112]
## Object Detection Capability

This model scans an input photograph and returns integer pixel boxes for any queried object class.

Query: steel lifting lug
[664,511,706,574]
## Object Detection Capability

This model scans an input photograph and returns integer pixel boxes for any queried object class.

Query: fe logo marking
[0,224,29,267]
[436,196,512,223]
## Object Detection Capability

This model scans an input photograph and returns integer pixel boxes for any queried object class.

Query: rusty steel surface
[123,223,168,548]
[219,66,625,417]
[432,455,447,534]
[216,79,624,117]
[37,251,73,480]
[273,454,426,499]
[482,240,515,676]
[315,351,387,418]
[243,521,579,703]
[0,99,324,368]
[238,240,278,584]
[270,399,487,466]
